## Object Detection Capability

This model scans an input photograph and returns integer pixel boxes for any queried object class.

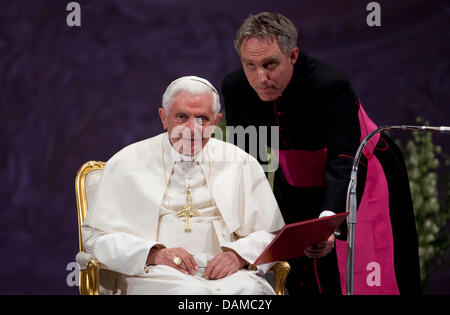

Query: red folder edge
[253,212,348,265]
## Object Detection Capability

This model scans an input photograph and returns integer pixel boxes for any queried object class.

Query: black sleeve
[320,80,362,214]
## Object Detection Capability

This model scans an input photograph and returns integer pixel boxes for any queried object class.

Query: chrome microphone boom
[346,124,449,295]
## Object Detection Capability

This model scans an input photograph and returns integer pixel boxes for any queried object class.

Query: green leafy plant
[398,118,450,291]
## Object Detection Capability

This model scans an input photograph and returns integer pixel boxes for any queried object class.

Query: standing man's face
[240,36,299,101]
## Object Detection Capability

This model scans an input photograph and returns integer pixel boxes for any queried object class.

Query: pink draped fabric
[335,104,399,294]
[273,103,399,294]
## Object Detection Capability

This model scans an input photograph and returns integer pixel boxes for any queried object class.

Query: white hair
[162,76,221,116]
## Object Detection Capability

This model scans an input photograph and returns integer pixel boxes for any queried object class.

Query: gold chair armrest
[79,258,100,295]
[270,261,290,295]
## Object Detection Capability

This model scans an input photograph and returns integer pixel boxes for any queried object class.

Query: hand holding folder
[253,212,347,265]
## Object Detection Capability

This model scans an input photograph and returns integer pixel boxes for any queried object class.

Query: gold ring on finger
[173,256,182,266]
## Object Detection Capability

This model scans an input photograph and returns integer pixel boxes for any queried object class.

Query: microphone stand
[346,125,450,295]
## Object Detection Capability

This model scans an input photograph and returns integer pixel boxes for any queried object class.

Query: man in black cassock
[221,12,421,295]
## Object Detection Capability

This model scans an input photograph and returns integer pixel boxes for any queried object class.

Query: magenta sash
[274,148,327,188]
[274,103,399,294]
[335,104,399,294]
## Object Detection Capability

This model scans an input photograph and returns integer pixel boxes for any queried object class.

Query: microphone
[397,125,450,134]
[345,124,449,295]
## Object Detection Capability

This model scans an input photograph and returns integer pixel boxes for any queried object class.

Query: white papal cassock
[82,133,285,295]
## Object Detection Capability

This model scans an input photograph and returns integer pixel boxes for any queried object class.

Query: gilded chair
[75,160,290,295]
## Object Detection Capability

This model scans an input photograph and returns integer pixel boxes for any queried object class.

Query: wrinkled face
[240,36,299,101]
[159,91,222,156]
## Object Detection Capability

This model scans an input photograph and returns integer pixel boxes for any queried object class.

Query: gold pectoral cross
[177,185,200,232]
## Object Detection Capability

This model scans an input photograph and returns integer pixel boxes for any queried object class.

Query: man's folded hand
[147,247,198,275]
[204,250,246,280]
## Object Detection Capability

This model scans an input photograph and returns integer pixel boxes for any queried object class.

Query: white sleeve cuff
[319,210,341,238]
[319,210,336,218]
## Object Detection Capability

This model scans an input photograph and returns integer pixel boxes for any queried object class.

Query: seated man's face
[159,91,222,156]
[240,36,298,101]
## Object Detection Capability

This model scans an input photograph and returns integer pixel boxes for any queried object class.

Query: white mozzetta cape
[82,133,285,276]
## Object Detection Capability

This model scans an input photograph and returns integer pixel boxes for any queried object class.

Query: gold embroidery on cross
[177,185,199,232]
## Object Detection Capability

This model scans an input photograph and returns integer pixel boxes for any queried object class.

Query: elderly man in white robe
[82,76,285,295]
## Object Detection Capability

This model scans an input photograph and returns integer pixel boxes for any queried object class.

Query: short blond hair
[234,12,298,56]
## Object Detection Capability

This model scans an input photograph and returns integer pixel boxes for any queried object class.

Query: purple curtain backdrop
[0,0,448,294]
